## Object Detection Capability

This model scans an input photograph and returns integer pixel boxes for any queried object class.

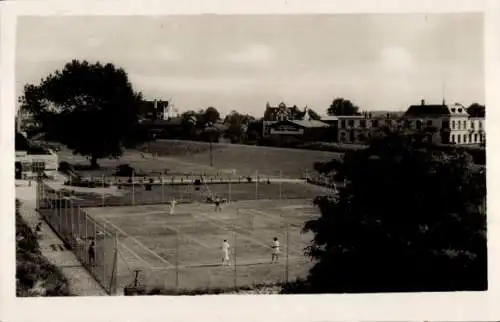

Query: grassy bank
[16,200,71,297]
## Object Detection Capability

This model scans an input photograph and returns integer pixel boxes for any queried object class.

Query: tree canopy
[467,103,485,118]
[18,60,145,167]
[327,98,361,116]
[289,127,486,293]
[307,108,321,120]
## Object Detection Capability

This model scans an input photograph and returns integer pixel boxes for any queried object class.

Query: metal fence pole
[233,225,237,290]
[101,222,107,288]
[175,226,179,290]
[285,221,290,283]
[255,170,258,200]
[84,209,88,264]
[109,231,119,295]
[279,170,283,200]
[161,175,164,204]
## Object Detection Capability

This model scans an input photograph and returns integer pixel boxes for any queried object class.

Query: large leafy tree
[467,103,485,118]
[307,108,321,121]
[19,60,144,168]
[327,98,361,116]
[223,110,255,143]
[293,127,486,293]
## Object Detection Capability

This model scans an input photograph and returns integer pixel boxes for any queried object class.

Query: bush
[58,161,71,173]
[115,164,135,177]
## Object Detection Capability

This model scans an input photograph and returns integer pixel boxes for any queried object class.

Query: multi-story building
[403,100,485,145]
[329,112,402,144]
[262,102,330,141]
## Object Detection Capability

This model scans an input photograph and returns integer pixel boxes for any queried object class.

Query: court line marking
[161,223,212,250]
[116,240,154,269]
[97,216,175,269]
[148,255,307,270]
[192,208,306,257]
[99,210,216,250]
[240,209,307,252]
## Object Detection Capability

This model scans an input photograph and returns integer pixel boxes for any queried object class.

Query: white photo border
[1,0,499,321]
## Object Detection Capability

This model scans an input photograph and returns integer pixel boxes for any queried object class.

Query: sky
[16,14,484,117]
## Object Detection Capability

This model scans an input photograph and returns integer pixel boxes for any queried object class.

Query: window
[463,120,467,129]
[469,134,472,143]
[457,135,461,143]
[474,133,478,142]
[452,120,456,129]
[416,120,422,130]
[348,120,354,127]
[371,120,379,128]
[359,120,366,128]
[479,121,483,129]
[451,134,455,143]
[470,121,475,129]
[457,120,461,130]
[341,120,346,128]
[463,134,467,143]
[32,161,46,173]
[426,120,433,127]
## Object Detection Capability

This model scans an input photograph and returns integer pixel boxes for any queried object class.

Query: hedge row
[16,200,71,297]
[125,282,282,296]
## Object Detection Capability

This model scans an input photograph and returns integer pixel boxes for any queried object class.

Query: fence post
[84,208,88,265]
[109,231,119,295]
[285,221,290,283]
[279,170,283,200]
[233,225,237,290]
[255,170,259,200]
[175,226,179,291]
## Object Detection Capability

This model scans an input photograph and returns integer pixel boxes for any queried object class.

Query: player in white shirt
[169,199,177,215]
[271,237,280,263]
[221,239,231,266]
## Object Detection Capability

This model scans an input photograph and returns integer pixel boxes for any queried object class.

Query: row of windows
[450,133,484,144]
[451,120,483,130]
[338,118,484,131]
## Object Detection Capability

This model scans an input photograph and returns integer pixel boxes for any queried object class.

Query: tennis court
[85,199,319,291]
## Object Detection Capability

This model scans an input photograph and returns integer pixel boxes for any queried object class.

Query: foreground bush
[16,200,71,297]
[299,128,487,294]
[124,282,282,296]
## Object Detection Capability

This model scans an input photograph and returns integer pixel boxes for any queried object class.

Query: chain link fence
[37,179,315,295]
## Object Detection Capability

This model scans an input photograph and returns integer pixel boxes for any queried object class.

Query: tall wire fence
[36,180,314,294]
[62,170,336,208]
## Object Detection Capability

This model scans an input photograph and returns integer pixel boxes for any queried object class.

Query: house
[266,119,330,142]
[15,132,58,179]
[262,102,308,138]
[403,100,485,145]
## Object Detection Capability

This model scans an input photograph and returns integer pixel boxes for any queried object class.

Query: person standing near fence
[221,239,230,266]
[271,237,280,263]
[88,238,96,267]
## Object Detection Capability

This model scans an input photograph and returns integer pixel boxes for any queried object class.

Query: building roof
[289,120,330,128]
[405,101,451,117]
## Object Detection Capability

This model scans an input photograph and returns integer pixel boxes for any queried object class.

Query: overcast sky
[16,14,484,117]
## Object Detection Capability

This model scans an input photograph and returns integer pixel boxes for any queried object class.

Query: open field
[140,139,343,178]
[86,199,318,291]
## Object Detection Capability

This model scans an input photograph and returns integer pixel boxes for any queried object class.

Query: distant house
[403,100,485,145]
[266,119,330,142]
[262,102,308,138]
[15,132,58,179]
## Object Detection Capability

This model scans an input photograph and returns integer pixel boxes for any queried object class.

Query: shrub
[115,164,135,177]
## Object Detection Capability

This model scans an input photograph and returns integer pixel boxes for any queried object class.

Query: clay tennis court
[85,199,320,291]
